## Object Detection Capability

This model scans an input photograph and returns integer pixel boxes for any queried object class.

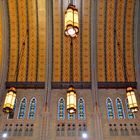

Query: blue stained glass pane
[116,98,125,119]
[106,98,115,119]
[58,98,65,120]
[78,98,85,120]
[18,98,27,119]
[28,98,36,119]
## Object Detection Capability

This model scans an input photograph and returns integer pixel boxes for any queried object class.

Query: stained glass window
[125,98,135,119]
[58,98,65,120]
[18,98,27,119]
[116,98,125,119]
[78,98,85,120]
[106,98,115,119]
[28,98,36,119]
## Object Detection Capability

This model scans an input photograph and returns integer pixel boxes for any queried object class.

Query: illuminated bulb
[2,133,8,138]
[68,28,76,37]
[82,133,88,138]
[69,109,75,114]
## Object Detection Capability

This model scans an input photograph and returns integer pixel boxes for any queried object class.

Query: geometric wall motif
[7,0,46,82]
[52,0,91,83]
[6,0,136,86]
[97,0,136,82]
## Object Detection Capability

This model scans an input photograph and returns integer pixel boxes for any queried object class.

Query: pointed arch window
[125,98,135,119]
[18,98,27,119]
[58,98,65,120]
[106,98,115,119]
[28,97,36,119]
[78,98,85,120]
[116,98,125,119]
[8,99,17,119]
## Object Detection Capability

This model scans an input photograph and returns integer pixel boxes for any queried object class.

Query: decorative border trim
[132,0,136,81]
[6,82,137,89]
[104,0,107,81]
[36,0,39,81]
[123,0,127,81]
[80,0,83,82]
[6,1,10,81]
[26,0,29,81]
[98,82,137,89]
[16,0,20,81]
[6,82,45,89]
[114,0,117,82]
[52,82,91,89]
[60,0,64,82]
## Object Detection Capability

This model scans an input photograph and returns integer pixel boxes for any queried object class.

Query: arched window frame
[106,97,115,119]
[28,97,37,119]
[58,97,65,120]
[18,97,27,119]
[116,97,125,119]
[78,97,86,120]
[125,98,135,119]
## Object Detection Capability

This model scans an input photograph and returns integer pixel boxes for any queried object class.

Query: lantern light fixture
[67,85,77,114]
[64,3,79,37]
[126,87,138,113]
[3,87,16,113]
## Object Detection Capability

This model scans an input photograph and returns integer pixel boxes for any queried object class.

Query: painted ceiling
[0,0,137,88]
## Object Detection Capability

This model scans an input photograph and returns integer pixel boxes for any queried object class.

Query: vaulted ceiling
[0,0,137,88]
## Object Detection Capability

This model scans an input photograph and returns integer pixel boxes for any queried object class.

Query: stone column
[91,0,104,140]
[134,0,140,91]
[40,0,53,139]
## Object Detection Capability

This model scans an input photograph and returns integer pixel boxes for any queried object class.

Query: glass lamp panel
[6,93,12,104]
[70,92,75,104]
[11,93,16,105]
[131,93,137,105]
[74,11,78,26]
[67,93,70,108]
[74,94,76,108]
[66,9,73,25]
[127,93,133,108]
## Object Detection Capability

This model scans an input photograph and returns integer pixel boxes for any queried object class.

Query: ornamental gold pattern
[125,0,135,82]
[53,0,61,82]
[82,0,91,82]
[97,0,136,82]
[17,0,27,82]
[6,0,136,84]
[8,0,18,81]
[73,34,80,82]
[97,0,105,82]
[106,0,115,81]
[116,0,125,82]
[63,36,70,82]
[38,0,46,82]
[27,0,37,81]
[7,0,46,82]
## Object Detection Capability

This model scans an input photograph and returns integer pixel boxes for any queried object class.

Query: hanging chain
[13,29,28,82]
